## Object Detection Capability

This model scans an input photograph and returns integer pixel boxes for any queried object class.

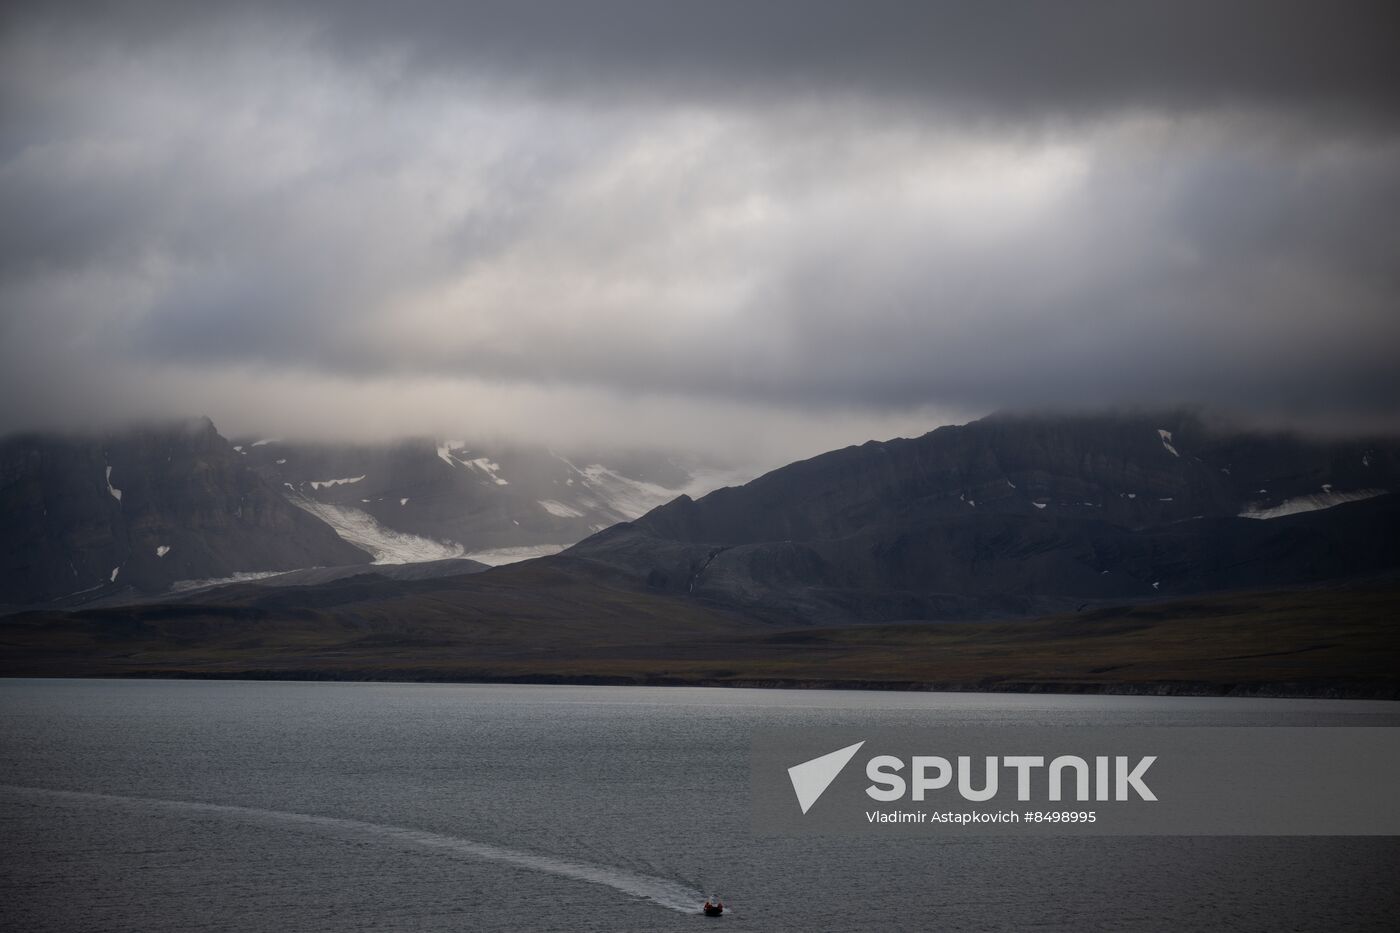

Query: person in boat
[703,894,724,915]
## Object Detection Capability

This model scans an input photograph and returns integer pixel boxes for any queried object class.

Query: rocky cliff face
[0,418,370,607]
[566,412,1400,623]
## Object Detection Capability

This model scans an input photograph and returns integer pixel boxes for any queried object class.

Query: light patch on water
[0,785,706,915]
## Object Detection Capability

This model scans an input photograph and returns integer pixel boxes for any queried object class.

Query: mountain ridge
[4,408,1397,696]
[0,418,372,606]
[0,419,748,609]
[563,410,1400,624]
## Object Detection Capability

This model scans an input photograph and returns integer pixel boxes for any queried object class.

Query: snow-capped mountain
[0,419,371,607]
[567,410,1400,624]
[233,438,751,565]
[0,421,751,609]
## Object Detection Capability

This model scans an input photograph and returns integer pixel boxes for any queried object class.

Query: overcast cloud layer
[3,1,1398,462]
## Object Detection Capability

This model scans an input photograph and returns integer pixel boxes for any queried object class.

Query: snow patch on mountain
[1157,429,1179,457]
[464,543,568,566]
[556,459,679,521]
[155,545,170,558]
[309,475,365,490]
[467,458,509,485]
[436,440,466,468]
[1239,489,1385,520]
[168,570,286,594]
[287,495,465,563]
[435,443,510,484]
[105,466,122,502]
[538,499,585,518]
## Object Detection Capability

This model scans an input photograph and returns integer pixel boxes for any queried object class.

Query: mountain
[5,410,1398,696]
[0,418,371,607]
[565,411,1400,624]
[229,438,746,565]
[0,421,749,610]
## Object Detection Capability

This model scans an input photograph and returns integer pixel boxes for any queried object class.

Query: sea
[2,679,1397,931]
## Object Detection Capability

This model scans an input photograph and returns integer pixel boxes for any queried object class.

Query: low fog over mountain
[2,4,1398,696]
[0,418,749,608]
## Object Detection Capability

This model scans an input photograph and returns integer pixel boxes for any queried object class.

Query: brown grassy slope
[1,559,1396,696]
[0,559,755,676]
[717,586,1400,693]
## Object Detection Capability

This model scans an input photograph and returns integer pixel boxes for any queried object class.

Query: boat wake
[1,785,707,915]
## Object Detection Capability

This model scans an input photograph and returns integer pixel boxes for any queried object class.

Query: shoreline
[4,669,1394,700]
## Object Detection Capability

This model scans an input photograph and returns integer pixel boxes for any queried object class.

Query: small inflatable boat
[702,897,724,916]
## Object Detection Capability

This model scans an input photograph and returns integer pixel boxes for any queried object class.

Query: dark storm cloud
[2,1,1399,455]
[25,0,1400,121]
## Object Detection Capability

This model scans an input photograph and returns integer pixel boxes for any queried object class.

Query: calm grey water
[1,680,1397,932]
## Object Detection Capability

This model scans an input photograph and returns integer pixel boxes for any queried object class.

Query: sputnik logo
[787,740,865,814]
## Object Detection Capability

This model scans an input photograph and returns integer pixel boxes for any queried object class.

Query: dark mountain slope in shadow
[4,411,1398,697]
[565,411,1400,624]
[0,419,370,607]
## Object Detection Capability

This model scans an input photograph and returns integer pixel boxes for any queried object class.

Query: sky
[3,1,1398,464]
